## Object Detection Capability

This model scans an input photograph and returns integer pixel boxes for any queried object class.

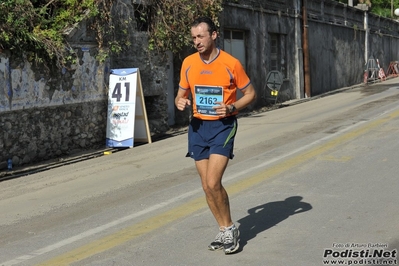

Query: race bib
[194,85,223,116]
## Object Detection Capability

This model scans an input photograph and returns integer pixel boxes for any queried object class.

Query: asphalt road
[1,78,399,266]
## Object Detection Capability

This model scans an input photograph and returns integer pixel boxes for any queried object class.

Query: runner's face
[191,23,216,54]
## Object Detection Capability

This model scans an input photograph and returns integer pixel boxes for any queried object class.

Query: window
[223,30,246,69]
[223,29,247,99]
[269,33,287,78]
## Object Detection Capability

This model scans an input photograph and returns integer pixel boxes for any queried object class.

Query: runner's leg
[195,154,233,227]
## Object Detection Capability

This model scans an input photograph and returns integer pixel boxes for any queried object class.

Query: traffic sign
[265,71,283,91]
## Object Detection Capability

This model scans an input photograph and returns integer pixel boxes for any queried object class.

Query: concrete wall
[223,0,399,98]
[221,0,301,104]
[307,21,366,95]
[306,0,399,95]
[368,12,399,70]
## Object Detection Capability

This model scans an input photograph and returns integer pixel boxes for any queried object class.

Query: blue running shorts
[186,116,237,161]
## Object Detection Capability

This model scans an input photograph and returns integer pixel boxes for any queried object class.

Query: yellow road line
[37,109,399,266]
[318,155,353,162]
[38,196,207,266]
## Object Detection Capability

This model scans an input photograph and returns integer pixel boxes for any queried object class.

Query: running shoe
[223,225,240,254]
[208,228,225,251]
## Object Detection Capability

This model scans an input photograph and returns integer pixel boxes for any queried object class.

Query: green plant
[145,0,223,54]
[0,0,101,68]
[0,0,224,68]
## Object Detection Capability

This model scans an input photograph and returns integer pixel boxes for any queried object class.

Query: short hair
[191,16,218,35]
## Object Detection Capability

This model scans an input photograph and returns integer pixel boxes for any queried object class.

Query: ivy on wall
[146,0,223,54]
[0,0,99,67]
[0,0,223,69]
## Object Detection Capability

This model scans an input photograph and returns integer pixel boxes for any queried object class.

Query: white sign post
[106,68,151,148]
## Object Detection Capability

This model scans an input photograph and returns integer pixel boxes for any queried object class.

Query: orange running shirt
[179,49,251,120]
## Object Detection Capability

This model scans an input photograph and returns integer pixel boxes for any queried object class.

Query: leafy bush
[0,0,223,68]
[0,0,99,67]
[147,0,223,53]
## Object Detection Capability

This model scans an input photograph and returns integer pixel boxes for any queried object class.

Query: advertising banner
[106,68,151,148]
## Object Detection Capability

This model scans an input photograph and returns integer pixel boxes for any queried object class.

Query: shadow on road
[237,196,312,252]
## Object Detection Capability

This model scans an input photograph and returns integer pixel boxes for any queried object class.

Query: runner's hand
[177,98,191,111]
[213,102,229,117]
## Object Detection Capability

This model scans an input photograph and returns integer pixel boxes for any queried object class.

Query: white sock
[225,224,235,230]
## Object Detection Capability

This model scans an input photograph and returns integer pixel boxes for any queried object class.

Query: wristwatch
[228,104,237,114]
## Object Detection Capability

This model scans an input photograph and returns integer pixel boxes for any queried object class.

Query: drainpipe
[294,0,304,98]
[302,0,311,98]
[364,10,368,63]
[166,50,175,125]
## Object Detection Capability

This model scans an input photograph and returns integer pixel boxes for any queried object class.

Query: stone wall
[0,48,108,112]
[0,101,106,170]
